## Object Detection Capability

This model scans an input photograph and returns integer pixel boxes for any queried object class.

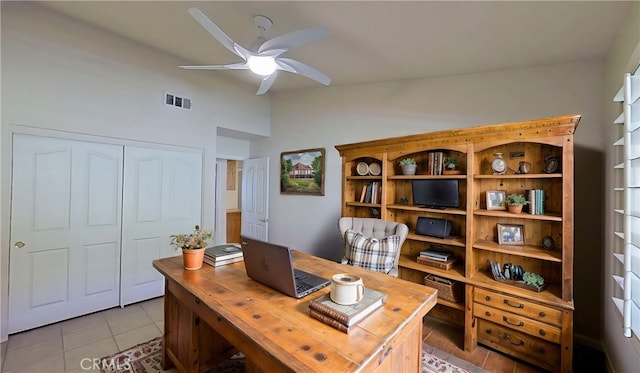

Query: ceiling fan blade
[188,8,250,59]
[276,58,331,86]
[256,71,278,95]
[258,49,288,58]
[180,62,249,70]
[258,27,329,53]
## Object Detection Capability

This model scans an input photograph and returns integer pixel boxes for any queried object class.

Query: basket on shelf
[424,274,464,303]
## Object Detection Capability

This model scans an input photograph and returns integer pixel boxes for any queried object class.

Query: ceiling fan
[180,8,331,95]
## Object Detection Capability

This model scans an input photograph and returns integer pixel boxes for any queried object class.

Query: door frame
[1,125,214,341]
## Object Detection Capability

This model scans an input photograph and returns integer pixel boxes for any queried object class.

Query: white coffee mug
[330,273,365,305]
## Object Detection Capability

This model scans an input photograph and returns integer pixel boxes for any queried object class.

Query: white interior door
[241,157,269,241]
[120,146,202,305]
[9,134,123,333]
[214,159,227,245]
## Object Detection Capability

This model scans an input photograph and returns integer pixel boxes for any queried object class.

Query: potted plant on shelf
[171,225,213,270]
[505,193,529,214]
[443,156,461,175]
[399,157,417,175]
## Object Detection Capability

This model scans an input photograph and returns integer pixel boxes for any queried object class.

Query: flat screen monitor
[412,179,459,209]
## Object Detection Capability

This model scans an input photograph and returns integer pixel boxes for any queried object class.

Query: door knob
[259,218,268,222]
[14,241,25,248]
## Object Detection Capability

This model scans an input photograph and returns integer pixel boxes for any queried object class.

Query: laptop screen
[240,236,329,298]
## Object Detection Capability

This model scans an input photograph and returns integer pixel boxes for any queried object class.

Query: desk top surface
[153,251,437,372]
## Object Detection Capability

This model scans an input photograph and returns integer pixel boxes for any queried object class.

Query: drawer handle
[503,316,524,327]
[505,335,524,346]
[384,346,393,357]
[539,311,546,318]
[485,296,491,301]
[537,347,546,354]
[539,329,546,336]
[504,299,524,308]
[485,311,491,317]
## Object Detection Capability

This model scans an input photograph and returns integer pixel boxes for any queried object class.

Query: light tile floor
[0,297,164,373]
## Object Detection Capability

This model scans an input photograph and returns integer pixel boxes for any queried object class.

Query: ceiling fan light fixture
[184,8,330,94]
[247,55,277,76]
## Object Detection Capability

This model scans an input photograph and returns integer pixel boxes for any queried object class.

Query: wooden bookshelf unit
[335,115,579,372]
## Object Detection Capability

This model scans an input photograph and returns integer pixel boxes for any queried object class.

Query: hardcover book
[309,288,387,328]
[416,255,457,270]
[203,255,244,267]
[419,250,453,262]
[309,309,349,333]
[204,244,243,261]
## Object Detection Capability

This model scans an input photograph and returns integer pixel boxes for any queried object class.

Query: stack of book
[309,288,387,333]
[203,244,243,267]
[525,189,545,215]
[427,151,445,175]
[416,246,457,270]
[359,182,382,204]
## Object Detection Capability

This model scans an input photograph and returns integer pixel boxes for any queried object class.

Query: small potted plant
[443,156,461,175]
[523,272,546,291]
[505,193,529,214]
[399,157,417,175]
[171,225,213,270]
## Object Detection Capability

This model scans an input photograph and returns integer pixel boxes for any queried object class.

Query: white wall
[0,2,270,341]
[603,3,640,373]
[256,60,604,342]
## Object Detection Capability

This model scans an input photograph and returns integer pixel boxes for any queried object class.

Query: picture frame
[486,190,506,210]
[497,224,525,245]
[280,148,325,196]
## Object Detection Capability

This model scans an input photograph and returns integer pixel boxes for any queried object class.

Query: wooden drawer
[473,303,560,343]
[474,287,562,327]
[477,319,560,372]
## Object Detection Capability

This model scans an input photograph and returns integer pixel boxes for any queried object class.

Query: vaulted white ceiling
[37,1,633,93]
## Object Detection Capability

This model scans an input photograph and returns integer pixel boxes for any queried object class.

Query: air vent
[165,93,191,110]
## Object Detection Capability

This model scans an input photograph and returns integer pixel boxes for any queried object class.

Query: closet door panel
[121,146,202,306]
[9,134,122,333]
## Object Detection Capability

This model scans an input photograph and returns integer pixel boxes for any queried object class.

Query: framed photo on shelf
[280,148,325,196]
[486,190,506,210]
[497,224,524,245]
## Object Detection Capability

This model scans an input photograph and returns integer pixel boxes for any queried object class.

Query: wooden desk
[153,251,437,373]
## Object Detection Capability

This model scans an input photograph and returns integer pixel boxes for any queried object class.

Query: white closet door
[9,134,122,333]
[120,146,202,305]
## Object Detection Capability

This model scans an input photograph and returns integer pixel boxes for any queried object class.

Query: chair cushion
[344,229,400,274]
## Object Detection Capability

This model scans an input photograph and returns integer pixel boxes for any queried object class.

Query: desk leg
[161,280,176,371]
[163,278,240,373]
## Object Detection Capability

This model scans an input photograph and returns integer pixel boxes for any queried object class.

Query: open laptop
[241,236,330,298]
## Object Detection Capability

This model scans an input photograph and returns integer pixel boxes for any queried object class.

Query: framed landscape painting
[281,148,325,195]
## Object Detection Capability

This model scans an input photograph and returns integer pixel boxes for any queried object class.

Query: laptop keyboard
[294,272,308,281]
[296,281,313,293]
[294,271,313,293]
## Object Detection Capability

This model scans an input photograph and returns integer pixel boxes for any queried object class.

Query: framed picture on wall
[280,148,325,196]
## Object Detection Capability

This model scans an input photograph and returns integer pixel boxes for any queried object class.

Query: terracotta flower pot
[508,204,523,214]
[182,248,206,270]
